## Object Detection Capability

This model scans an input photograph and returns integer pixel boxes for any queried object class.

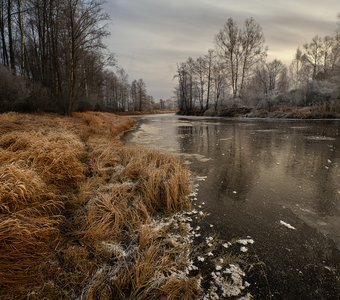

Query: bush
[306,80,338,105]
[0,66,29,112]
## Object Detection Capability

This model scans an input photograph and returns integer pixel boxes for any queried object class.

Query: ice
[237,239,254,245]
[280,220,296,230]
[240,246,248,252]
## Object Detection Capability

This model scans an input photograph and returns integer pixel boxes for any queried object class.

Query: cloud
[103,0,340,99]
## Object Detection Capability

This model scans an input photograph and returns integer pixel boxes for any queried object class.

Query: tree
[0,0,117,113]
[302,35,323,80]
[289,48,307,89]
[136,78,147,111]
[215,17,266,98]
[266,59,286,92]
[194,56,206,111]
[204,49,214,110]
[62,0,109,114]
[211,59,226,111]
[0,0,9,67]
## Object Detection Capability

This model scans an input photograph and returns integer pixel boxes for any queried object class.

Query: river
[125,113,340,299]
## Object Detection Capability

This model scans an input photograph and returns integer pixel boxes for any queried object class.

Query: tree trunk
[0,0,9,66]
[7,0,16,73]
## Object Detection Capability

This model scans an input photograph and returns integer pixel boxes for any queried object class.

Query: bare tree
[302,35,323,80]
[216,17,266,99]
[136,78,147,111]
[266,59,285,92]
[0,0,9,66]
[215,18,241,98]
[205,49,214,110]
[212,59,226,111]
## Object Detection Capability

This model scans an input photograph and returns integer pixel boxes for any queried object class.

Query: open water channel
[125,114,340,299]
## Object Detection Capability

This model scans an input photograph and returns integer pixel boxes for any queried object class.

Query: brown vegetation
[248,100,340,119]
[0,112,198,299]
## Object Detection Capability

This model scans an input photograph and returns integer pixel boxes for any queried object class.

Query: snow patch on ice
[240,247,248,253]
[237,239,254,246]
[280,220,296,230]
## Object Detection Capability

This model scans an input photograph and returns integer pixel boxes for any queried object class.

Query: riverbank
[0,112,199,299]
[246,105,340,119]
[116,109,177,116]
[178,102,340,119]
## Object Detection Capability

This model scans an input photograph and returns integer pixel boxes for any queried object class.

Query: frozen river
[125,113,340,298]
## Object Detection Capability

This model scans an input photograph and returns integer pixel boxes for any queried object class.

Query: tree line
[0,0,155,114]
[175,16,340,115]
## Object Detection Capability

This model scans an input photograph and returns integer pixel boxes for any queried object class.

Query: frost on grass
[279,220,296,230]
[81,210,204,299]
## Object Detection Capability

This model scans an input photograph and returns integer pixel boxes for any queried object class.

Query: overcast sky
[103,0,340,100]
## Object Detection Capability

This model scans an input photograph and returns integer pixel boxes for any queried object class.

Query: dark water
[125,114,340,299]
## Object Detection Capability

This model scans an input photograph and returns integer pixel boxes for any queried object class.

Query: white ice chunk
[237,239,254,245]
[280,220,296,230]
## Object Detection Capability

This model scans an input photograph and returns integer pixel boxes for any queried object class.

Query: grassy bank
[115,109,178,116]
[0,112,200,299]
[247,104,340,119]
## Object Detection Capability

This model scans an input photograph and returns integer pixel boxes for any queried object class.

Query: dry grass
[0,111,197,299]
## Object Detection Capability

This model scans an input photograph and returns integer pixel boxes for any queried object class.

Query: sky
[103,0,340,100]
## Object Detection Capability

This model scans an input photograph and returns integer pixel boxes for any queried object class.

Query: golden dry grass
[0,111,197,299]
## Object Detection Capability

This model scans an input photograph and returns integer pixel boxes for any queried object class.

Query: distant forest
[0,0,165,114]
[175,16,340,117]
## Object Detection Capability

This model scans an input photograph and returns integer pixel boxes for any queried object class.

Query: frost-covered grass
[0,112,195,299]
[0,112,255,299]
